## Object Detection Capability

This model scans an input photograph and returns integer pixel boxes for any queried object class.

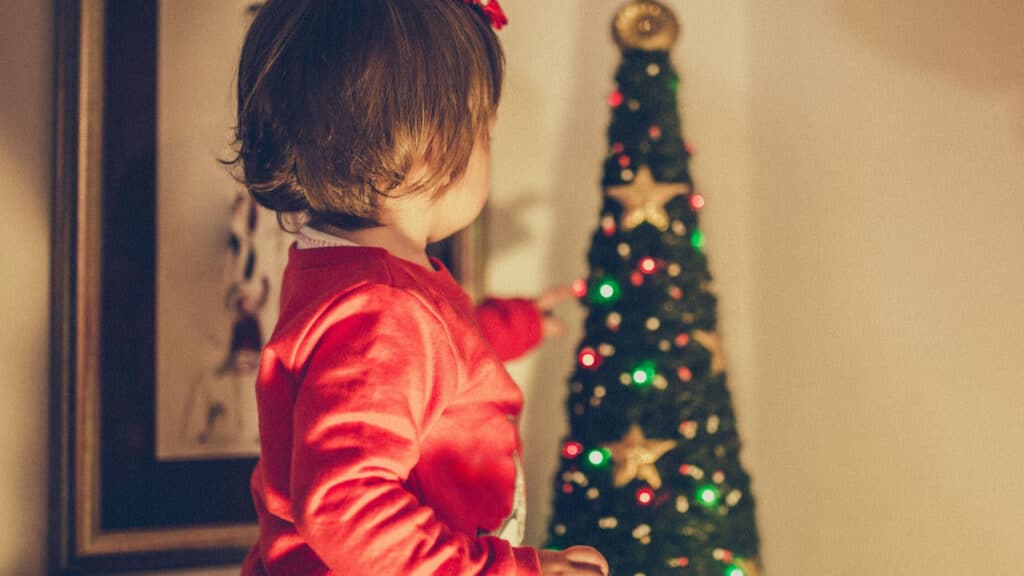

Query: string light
[591,278,622,305]
[618,155,632,168]
[679,420,698,439]
[678,464,705,480]
[631,271,644,286]
[724,565,746,576]
[675,333,690,347]
[609,90,624,108]
[696,484,721,509]
[690,194,705,211]
[572,278,588,298]
[585,447,611,469]
[578,347,601,370]
[562,441,584,459]
[636,487,655,505]
[601,215,617,236]
[632,361,657,387]
[726,489,743,506]
[707,415,721,434]
[691,229,705,250]
[639,257,657,274]
[606,312,622,331]
[677,366,692,382]
[648,125,662,140]
[668,557,690,568]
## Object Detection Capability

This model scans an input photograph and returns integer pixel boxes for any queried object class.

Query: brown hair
[230,0,504,229]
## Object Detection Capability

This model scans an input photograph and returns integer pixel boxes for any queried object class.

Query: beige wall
[747,1,1024,574]
[4,0,1023,574]
[1,0,54,572]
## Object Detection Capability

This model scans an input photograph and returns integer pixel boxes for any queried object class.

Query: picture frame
[49,0,485,573]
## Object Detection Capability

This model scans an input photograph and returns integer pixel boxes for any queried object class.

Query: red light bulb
[636,487,655,505]
[562,441,583,459]
[639,257,657,274]
[578,347,601,370]
[608,91,624,108]
[572,279,588,298]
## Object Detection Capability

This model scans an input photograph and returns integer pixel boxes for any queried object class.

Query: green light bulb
[631,361,657,387]
[590,278,622,305]
[585,448,611,468]
[724,565,746,576]
[691,229,705,250]
[696,484,720,508]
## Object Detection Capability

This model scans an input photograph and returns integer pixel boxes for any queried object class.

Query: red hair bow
[462,0,508,30]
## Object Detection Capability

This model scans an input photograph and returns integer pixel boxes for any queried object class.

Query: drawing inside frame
[51,0,484,572]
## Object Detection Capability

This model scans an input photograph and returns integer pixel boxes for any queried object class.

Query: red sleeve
[475,297,544,362]
[290,286,540,575]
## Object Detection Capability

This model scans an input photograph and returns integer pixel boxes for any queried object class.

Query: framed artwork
[50,0,484,573]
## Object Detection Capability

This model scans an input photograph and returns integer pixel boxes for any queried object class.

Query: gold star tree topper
[605,165,689,232]
[604,424,677,489]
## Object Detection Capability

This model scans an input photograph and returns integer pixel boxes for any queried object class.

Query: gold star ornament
[604,424,677,489]
[605,165,689,232]
[691,329,726,375]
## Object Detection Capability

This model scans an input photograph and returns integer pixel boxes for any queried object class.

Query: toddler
[232,1,608,574]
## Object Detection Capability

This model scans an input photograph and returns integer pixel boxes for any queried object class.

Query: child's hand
[535,285,576,339]
[538,546,609,575]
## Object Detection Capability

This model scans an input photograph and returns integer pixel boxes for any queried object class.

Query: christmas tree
[545,2,761,575]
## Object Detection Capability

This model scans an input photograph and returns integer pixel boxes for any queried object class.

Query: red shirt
[243,245,543,575]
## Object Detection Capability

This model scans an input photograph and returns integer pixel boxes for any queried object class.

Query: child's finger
[563,546,609,575]
[536,285,576,311]
[542,316,566,338]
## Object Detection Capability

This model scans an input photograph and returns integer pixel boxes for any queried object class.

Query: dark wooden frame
[50,1,258,572]
[50,1,487,573]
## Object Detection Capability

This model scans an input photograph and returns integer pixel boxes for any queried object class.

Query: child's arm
[475,297,543,361]
[289,286,540,576]
[476,285,575,361]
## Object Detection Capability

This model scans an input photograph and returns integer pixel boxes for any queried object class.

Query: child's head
[232,0,504,230]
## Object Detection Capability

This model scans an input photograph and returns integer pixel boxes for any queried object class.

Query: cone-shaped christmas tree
[545,2,761,575]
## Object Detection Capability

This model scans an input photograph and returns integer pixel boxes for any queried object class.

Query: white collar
[295,225,360,250]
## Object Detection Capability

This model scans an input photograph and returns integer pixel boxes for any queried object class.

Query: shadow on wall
[831,0,1024,125]
[516,3,613,548]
